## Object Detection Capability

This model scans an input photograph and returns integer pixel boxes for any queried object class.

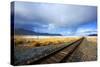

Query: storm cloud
[14,1,97,36]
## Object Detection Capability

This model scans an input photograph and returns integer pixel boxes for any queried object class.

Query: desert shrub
[15,40,24,45]
[34,43,40,47]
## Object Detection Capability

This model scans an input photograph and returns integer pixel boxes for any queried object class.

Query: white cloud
[48,24,55,31]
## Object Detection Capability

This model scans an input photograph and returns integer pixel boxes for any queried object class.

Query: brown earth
[65,37,97,62]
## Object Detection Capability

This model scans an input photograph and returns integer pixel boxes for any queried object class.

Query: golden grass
[14,36,80,47]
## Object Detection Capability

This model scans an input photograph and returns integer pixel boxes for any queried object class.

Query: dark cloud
[14,1,97,36]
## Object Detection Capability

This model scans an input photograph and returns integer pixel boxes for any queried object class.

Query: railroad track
[25,37,84,65]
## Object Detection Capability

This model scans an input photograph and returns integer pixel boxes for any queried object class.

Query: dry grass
[14,36,80,47]
[86,36,97,43]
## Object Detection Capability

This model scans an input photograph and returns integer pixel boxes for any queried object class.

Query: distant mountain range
[88,34,97,36]
[14,28,62,36]
[14,28,97,36]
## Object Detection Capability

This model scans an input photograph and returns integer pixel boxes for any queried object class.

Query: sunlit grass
[14,36,80,47]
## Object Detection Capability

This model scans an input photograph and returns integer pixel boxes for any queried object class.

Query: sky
[13,1,97,36]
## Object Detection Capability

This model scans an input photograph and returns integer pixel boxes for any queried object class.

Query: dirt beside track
[65,37,97,62]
